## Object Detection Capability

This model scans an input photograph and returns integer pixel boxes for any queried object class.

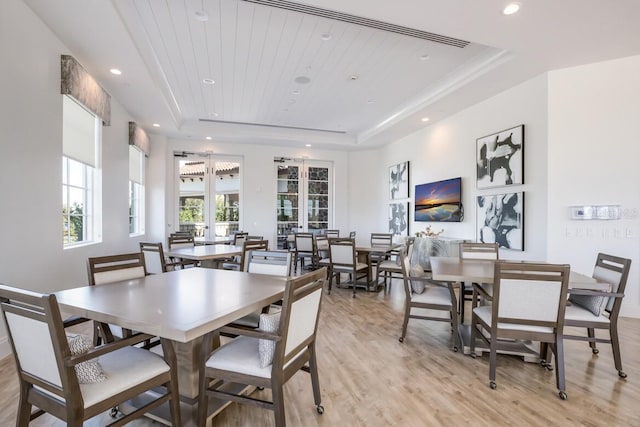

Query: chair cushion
[67,334,106,384]
[378,260,401,272]
[206,336,272,379]
[80,346,170,408]
[411,286,452,306]
[258,311,280,368]
[564,303,610,324]
[473,306,554,334]
[568,293,607,317]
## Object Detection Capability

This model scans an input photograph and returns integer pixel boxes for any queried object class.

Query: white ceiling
[25,0,640,150]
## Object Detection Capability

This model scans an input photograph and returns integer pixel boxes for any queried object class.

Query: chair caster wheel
[619,370,627,378]
[453,346,458,352]
[257,386,265,390]
[471,352,477,359]
[109,407,119,418]
[559,391,568,400]
[399,337,404,343]
[316,405,324,414]
[489,381,497,390]
[545,364,554,371]
[592,348,599,354]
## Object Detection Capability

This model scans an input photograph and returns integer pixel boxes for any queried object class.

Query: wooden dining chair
[198,269,326,427]
[377,237,415,292]
[87,253,147,346]
[470,261,570,399]
[327,238,369,298]
[0,284,181,426]
[228,250,293,329]
[167,234,199,268]
[222,239,269,271]
[139,241,179,273]
[369,233,393,269]
[294,232,316,273]
[398,247,460,350]
[564,253,631,378]
[325,229,340,238]
[458,242,499,322]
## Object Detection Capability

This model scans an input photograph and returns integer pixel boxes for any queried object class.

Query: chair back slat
[233,232,249,246]
[239,240,269,271]
[295,233,314,252]
[88,253,147,286]
[325,230,340,238]
[371,233,392,246]
[168,235,195,249]
[460,242,499,260]
[245,250,291,276]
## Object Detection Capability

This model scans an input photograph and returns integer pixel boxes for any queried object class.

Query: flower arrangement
[415,225,444,238]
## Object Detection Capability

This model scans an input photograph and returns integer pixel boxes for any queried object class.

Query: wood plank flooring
[0,278,638,426]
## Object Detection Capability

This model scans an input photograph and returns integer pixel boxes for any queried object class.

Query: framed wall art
[476,124,524,189]
[389,202,409,235]
[389,161,409,200]
[476,192,524,250]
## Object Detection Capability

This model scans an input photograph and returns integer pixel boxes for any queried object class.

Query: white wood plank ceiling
[115,0,499,143]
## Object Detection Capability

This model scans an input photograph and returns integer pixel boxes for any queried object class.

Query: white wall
[547,55,640,317]
[0,0,147,358]
[350,74,550,261]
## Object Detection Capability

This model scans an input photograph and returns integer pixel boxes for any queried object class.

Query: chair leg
[17,382,32,426]
[554,339,567,399]
[587,328,598,353]
[352,269,357,298]
[272,383,286,427]
[610,322,626,377]
[308,345,323,409]
[399,307,410,342]
[459,283,465,324]
[489,338,498,389]
[327,270,333,294]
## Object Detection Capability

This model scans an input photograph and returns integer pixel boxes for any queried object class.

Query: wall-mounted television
[414,177,463,222]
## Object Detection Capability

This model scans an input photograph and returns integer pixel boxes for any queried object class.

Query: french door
[175,154,242,240]
[275,159,332,249]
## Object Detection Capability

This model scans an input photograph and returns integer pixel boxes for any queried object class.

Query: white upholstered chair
[294,232,316,273]
[197,269,326,427]
[398,247,460,350]
[0,284,181,426]
[564,253,632,378]
[327,238,369,298]
[470,261,570,399]
[139,241,178,273]
[87,253,147,345]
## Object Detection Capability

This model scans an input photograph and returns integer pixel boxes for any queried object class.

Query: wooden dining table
[165,244,243,268]
[428,256,612,360]
[55,267,287,426]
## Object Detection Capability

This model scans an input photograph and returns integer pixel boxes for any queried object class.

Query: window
[62,95,101,246]
[129,145,145,235]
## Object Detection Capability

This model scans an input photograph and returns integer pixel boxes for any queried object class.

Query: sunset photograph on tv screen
[414,177,462,222]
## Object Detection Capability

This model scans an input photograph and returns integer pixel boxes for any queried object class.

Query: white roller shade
[129,145,144,184]
[62,95,97,167]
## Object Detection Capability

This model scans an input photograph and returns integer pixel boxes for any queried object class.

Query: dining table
[428,256,612,360]
[165,244,243,268]
[55,267,288,426]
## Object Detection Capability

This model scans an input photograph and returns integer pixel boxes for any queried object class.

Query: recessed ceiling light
[202,78,215,85]
[367,99,374,104]
[294,76,311,84]
[194,10,209,21]
[292,90,300,95]
[321,33,332,41]
[205,136,212,140]
[421,117,430,122]
[109,68,122,75]
[349,74,359,81]
[305,144,312,147]
[208,112,219,117]
[152,123,160,127]
[419,54,429,61]
[503,3,521,15]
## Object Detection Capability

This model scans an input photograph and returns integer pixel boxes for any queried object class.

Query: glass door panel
[178,158,207,238]
[276,164,300,249]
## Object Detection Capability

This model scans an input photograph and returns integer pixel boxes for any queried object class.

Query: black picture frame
[476,124,524,189]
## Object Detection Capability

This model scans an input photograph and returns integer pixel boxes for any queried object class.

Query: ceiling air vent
[242,0,470,48]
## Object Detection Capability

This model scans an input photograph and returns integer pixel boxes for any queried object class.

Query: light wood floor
[1,278,639,426]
